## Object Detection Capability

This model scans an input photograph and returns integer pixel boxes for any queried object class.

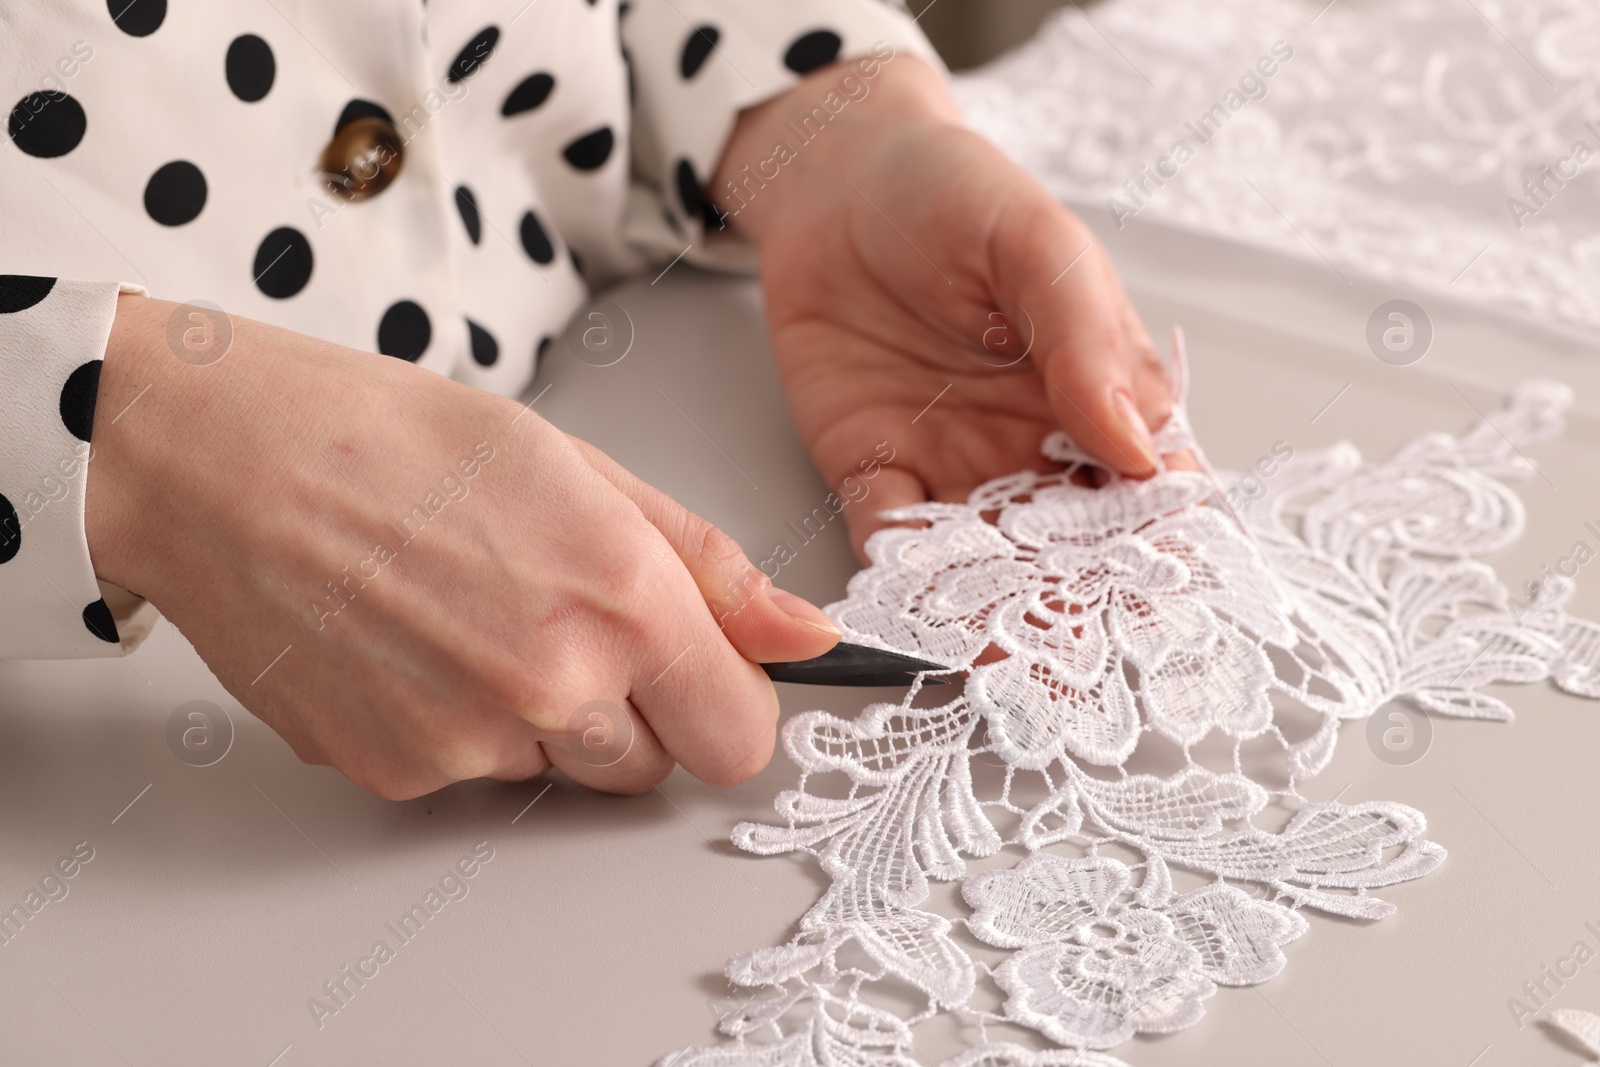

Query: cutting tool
[761,642,953,687]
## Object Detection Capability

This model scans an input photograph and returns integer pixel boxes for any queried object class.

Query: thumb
[566,436,842,664]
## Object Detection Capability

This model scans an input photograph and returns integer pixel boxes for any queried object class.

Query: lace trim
[659,364,1599,1066]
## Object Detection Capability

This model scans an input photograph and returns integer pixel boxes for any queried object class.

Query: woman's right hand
[84,295,842,799]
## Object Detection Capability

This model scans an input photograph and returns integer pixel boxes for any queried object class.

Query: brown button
[320,116,404,202]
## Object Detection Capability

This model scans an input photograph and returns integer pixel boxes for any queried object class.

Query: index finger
[989,195,1162,477]
[621,537,782,788]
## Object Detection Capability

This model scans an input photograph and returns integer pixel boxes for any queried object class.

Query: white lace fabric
[950,0,1600,333]
[659,372,1600,1067]
[1550,1008,1600,1058]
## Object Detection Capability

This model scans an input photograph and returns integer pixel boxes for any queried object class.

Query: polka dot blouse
[0,0,939,659]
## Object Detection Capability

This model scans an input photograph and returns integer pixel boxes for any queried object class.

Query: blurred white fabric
[953,0,1600,333]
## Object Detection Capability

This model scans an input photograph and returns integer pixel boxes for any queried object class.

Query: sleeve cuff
[0,276,156,659]
[621,0,944,271]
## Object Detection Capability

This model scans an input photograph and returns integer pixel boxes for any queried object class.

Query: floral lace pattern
[659,375,1600,1066]
[951,0,1600,332]
[968,853,1307,1049]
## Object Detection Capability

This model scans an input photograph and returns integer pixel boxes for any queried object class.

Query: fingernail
[764,587,842,637]
[1110,387,1160,475]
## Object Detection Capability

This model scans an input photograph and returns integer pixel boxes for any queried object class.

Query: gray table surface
[2,215,1598,1067]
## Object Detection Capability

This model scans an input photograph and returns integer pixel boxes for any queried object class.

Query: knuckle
[478,658,542,718]
[530,528,694,689]
[600,551,679,655]
[691,519,749,577]
[601,610,658,671]
[684,519,765,622]
[594,539,660,617]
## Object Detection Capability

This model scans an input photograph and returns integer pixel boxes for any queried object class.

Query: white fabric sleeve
[621,0,945,270]
[0,276,158,659]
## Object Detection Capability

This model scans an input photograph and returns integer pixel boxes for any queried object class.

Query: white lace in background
[658,368,1600,1066]
[950,0,1600,332]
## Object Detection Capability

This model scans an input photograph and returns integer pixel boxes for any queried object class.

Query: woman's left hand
[714,55,1178,560]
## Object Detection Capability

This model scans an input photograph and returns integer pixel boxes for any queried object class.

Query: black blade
[761,641,953,687]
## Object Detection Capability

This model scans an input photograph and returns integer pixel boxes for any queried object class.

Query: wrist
[83,294,185,594]
[711,54,960,244]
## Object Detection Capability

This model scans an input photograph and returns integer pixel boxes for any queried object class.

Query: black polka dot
[680,26,720,79]
[378,301,431,361]
[60,361,101,443]
[467,319,499,366]
[226,34,276,102]
[447,26,500,83]
[455,186,481,245]
[82,599,119,643]
[501,73,555,116]
[108,0,165,36]
[563,127,614,171]
[519,211,555,265]
[253,227,313,299]
[7,92,87,158]
[0,275,55,313]
[143,161,207,226]
[675,159,705,220]
[784,29,842,74]
[335,99,394,136]
[0,494,19,565]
